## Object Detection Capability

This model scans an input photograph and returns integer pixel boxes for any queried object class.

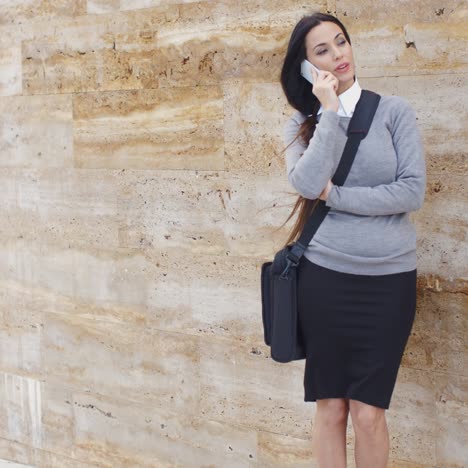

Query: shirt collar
[309,77,362,118]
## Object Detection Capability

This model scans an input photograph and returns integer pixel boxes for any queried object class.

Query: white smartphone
[301,59,321,85]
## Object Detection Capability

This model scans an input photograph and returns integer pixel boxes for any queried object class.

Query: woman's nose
[332,48,343,60]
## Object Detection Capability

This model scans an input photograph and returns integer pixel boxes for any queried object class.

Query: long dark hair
[276,12,353,248]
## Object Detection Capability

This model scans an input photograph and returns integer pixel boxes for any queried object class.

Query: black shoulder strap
[287,89,381,263]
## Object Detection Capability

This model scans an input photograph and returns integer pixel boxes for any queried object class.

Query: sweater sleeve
[325,98,426,215]
[284,109,343,199]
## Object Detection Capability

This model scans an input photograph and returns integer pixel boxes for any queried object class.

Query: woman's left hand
[319,179,334,201]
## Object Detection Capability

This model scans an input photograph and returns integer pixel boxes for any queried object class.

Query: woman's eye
[317,41,346,55]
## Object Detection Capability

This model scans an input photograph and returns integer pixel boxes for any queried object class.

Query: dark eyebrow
[313,32,344,50]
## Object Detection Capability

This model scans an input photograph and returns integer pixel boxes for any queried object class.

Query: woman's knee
[316,398,349,427]
[349,399,385,433]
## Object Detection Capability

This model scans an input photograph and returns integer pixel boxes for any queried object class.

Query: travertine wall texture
[0,1,466,467]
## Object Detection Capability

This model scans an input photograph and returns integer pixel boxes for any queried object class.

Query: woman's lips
[335,63,350,73]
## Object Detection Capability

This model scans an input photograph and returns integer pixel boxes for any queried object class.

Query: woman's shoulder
[284,94,416,126]
[284,109,307,136]
[286,109,307,125]
[376,93,416,115]
[373,94,419,136]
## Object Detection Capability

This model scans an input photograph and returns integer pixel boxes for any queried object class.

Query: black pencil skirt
[297,256,417,410]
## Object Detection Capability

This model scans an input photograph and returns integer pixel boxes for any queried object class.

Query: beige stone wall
[0,1,466,467]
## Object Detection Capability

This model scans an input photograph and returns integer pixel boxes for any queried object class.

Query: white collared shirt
[308,77,362,118]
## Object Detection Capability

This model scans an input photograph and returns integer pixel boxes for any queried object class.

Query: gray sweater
[284,95,426,275]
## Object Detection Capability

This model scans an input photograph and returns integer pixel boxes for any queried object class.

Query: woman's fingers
[309,64,340,110]
[323,73,339,89]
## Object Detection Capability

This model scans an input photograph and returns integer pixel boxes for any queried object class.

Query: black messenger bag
[261,90,381,363]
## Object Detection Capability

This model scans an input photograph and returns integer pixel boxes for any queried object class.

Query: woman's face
[304,21,355,94]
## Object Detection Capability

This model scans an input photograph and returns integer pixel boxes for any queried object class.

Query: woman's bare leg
[349,399,389,468]
[312,398,349,468]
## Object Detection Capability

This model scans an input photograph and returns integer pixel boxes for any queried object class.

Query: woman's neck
[337,76,356,96]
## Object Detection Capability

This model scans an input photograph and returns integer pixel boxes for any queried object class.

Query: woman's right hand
[311,67,340,112]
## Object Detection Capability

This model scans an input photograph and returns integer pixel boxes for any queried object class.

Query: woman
[277,11,426,468]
